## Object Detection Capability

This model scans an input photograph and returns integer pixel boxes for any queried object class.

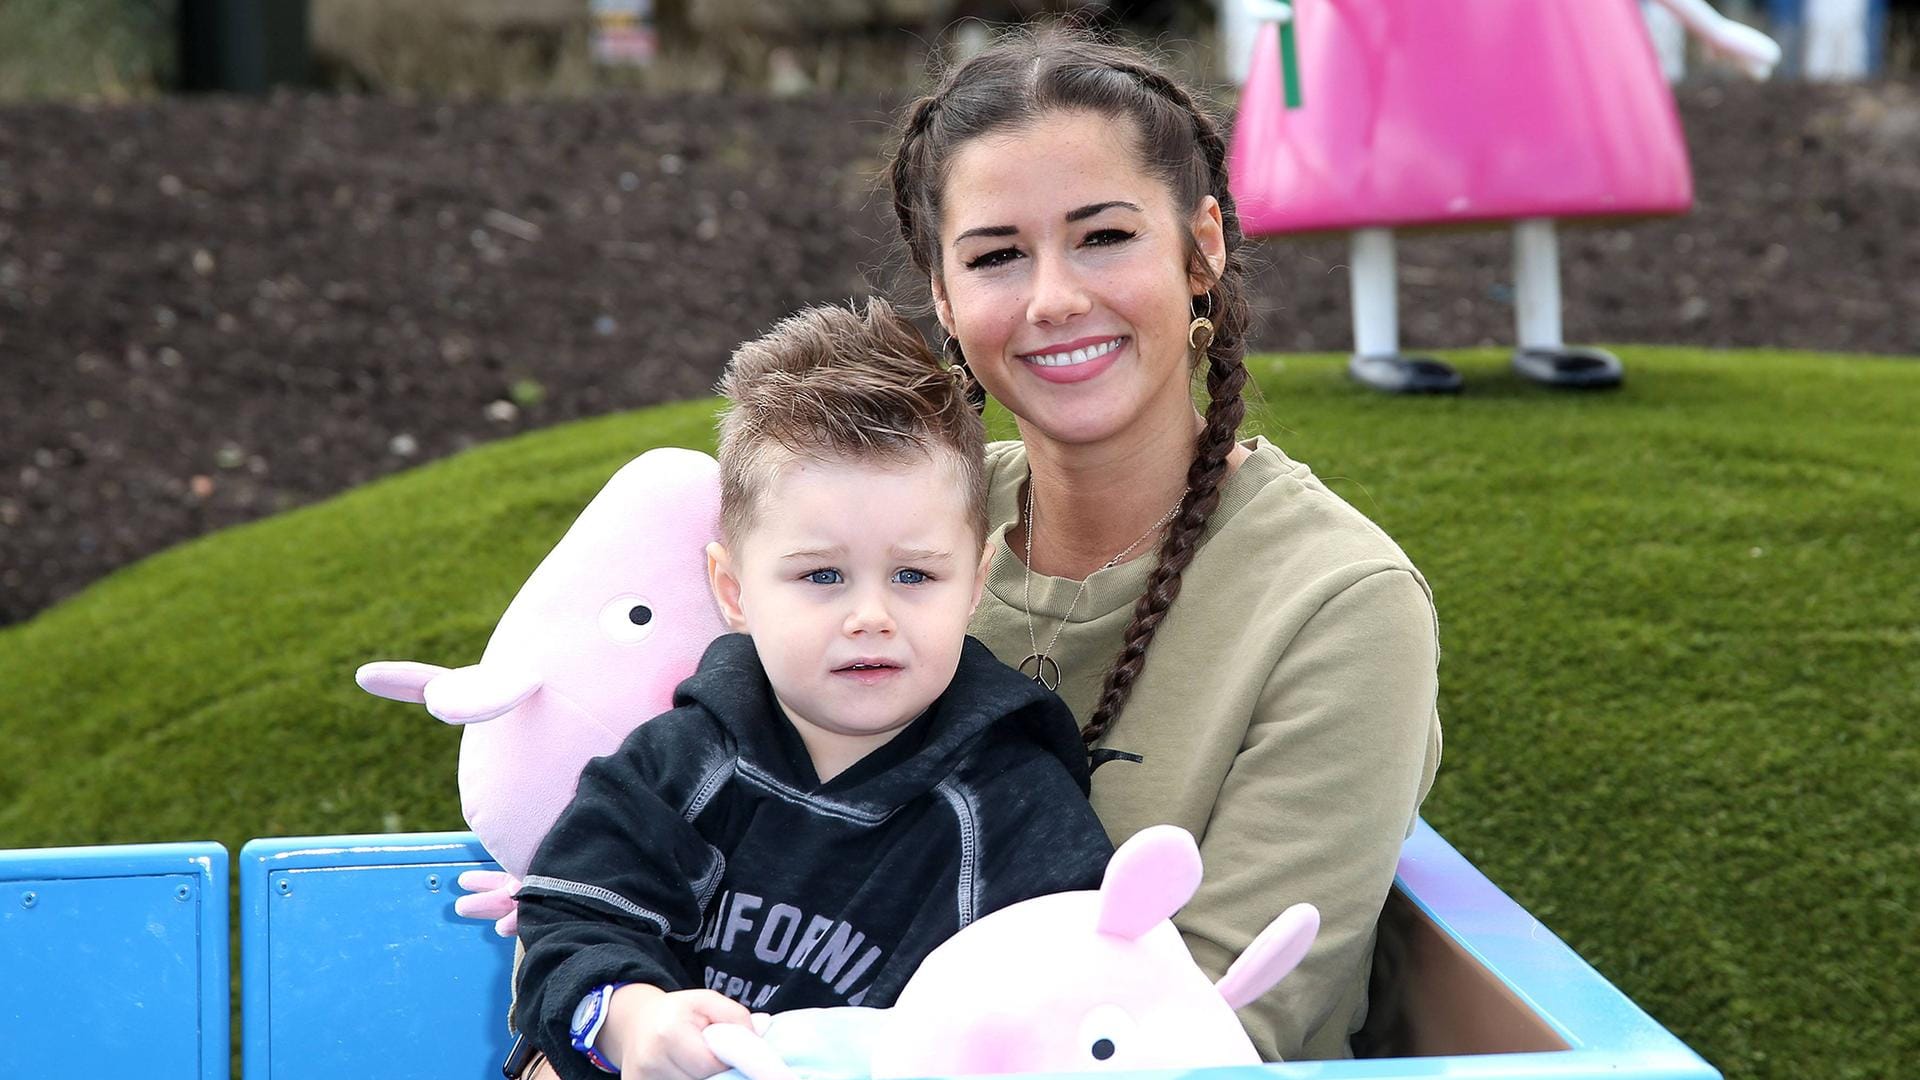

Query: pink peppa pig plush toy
[703,824,1319,1080]
[355,446,726,935]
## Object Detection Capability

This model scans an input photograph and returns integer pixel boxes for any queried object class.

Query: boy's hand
[598,984,753,1080]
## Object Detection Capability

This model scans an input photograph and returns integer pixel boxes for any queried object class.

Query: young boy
[512,300,1114,1080]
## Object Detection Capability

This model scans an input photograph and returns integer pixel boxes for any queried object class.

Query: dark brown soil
[3,79,1918,626]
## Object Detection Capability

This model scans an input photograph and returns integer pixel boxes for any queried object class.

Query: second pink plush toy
[355,447,727,934]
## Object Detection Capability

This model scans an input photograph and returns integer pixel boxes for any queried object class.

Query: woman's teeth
[1026,338,1122,367]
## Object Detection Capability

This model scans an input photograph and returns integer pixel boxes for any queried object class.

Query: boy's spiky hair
[715,297,987,545]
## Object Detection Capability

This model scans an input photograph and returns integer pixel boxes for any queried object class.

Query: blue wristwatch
[569,982,629,1074]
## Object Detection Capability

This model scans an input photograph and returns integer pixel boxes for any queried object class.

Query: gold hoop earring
[1187,318,1215,352]
[943,336,988,412]
[1188,291,1216,352]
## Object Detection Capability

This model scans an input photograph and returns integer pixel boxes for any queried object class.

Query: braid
[1109,59,1192,119]
[889,94,943,275]
[1080,351,1248,748]
[894,91,993,415]
[1079,61,1254,750]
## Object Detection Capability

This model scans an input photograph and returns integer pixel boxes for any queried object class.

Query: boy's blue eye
[805,569,843,585]
[893,568,929,585]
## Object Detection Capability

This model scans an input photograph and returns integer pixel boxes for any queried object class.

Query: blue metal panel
[240,832,515,1080]
[0,841,229,1078]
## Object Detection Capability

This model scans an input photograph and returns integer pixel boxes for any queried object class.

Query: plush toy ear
[1215,902,1319,1010]
[454,870,523,937]
[421,662,543,725]
[1095,824,1203,940]
[354,660,449,705]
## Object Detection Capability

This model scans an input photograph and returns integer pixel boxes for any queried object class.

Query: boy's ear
[705,541,750,633]
[969,541,993,614]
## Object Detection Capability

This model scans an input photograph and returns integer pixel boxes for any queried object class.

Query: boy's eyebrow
[953,201,1143,244]
[777,547,845,562]
[776,546,956,563]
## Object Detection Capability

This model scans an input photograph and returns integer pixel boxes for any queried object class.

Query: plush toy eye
[598,595,659,644]
[1075,1004,1136,1066]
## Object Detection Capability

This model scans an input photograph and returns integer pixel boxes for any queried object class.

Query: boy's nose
[844,589,896,636]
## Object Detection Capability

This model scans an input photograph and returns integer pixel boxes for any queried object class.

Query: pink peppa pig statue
[355,446,726,935]
[1227,0,1780,394]
[703,824,1320,1080]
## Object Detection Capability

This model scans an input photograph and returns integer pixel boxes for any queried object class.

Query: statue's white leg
[1805,0,1871,82]
[1346,228,1460,393]
[1511,219,1623,388]
[1513,217,1564,352]
[1351,228,1399,358]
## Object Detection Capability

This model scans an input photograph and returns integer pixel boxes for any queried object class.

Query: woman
[889,26,1441,1060]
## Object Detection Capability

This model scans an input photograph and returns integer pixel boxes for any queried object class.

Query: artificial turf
[1,348,1913,1079]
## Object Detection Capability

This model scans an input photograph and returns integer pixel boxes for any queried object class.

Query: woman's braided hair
[887,25,1252,749]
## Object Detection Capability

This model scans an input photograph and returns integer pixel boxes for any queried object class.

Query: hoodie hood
[674,633,1090,815]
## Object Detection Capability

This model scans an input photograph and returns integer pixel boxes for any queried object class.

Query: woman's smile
[1018,335,1130,383]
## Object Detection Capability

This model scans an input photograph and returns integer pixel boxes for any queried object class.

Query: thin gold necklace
[1019,471,1182,691]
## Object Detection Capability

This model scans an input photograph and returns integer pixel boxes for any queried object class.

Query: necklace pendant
[1019,653,1063,692]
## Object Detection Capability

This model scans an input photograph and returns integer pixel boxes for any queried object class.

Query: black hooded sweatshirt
[513,633,1114,1079]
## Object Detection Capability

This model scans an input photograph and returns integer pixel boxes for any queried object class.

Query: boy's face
[706,450,992,774]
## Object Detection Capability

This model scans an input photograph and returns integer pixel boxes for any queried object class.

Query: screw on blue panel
[19,891,36,909]
[175,884,193,901]
[277,878,293,896]
[426,874,441,892]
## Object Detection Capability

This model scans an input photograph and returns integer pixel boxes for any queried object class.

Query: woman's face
[931,109,1225,450]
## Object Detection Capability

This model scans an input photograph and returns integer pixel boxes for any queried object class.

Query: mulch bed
[2,79,1917,626]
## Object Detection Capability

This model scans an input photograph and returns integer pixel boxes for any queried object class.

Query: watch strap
[570,982,630,1075]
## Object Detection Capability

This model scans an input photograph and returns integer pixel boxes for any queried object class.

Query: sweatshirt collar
[984,436,1292,624]
[674,634,1089,814]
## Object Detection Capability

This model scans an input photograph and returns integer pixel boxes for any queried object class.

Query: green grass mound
[3,349,1914,1079]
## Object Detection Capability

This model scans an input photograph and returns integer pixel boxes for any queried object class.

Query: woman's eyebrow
[1066,200,1142,222]
[954,224,1018,243]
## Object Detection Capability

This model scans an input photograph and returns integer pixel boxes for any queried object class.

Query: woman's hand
[600,984,753,1080]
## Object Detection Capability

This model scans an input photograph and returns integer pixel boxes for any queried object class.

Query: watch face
[570,988,602,1035]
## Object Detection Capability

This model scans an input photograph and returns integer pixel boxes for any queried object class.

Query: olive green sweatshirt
[969,437,1443,1062]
